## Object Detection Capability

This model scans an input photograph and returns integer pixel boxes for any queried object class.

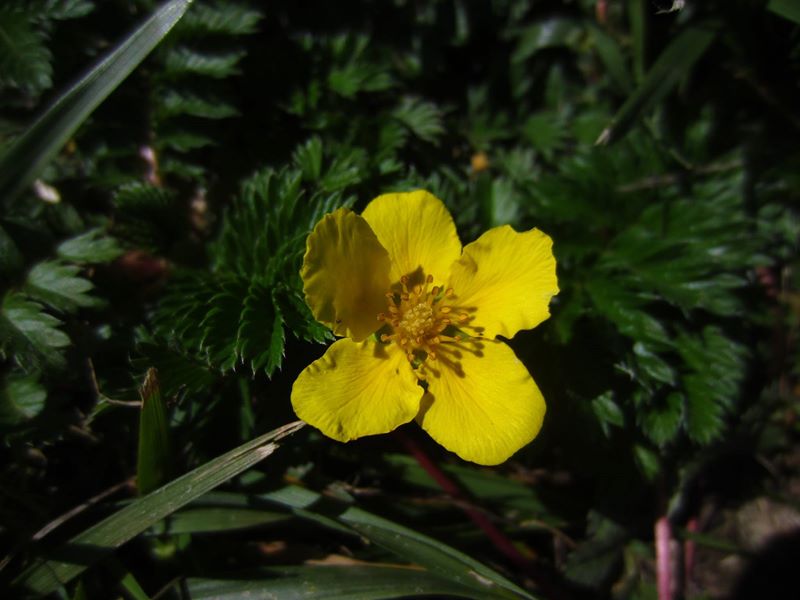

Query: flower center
[377,274,468,364]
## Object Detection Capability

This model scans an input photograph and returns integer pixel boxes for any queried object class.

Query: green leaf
[23,261,101,313]
[163,47,245,78]
[0,223,24,276]
[596,24,716,144]
[178,1,262,36]
[392,97,445,144]
[136,368,173,495]
[293,137,324,180]
[628,0,646,82]
[587,24,633,92]
[591,392,625,436]
[678,327,747,444]
[633,444,660,480]
[263,486,537,600]
[0,9,52,95]
[768,0,800,25]
[0,0,192,206]
[384,454,552,519]
[150,505,289,535]
[39,1,95,20]
[640,392,683,446]
[156,90,239,120]
[188,565,494,600]
[119,570,149,600]
[0,373,47,425]
[56,228,123,263]
[511,17,582,63]
[0,292,69,370]
[13,420,306,596]
[564,512,627,590]
[522,112,566,160]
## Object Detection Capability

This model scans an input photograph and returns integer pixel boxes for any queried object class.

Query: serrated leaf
[392,97,445,144]
[23,261,101,313]
[178,1,262,36]
[163,47,245,78]
[40,0,95,20]
[523,112,566,159]
[13,421,306,596]
[0,10,52,94]
[0,373,47,425]
[136,368,173,495]
[591,392,625,436]
[293,137,323,180]
[56,228,123,263]
[633,444,660,480]
[678,327,747,444]
[0,0,192,206]
[564,512,627,590]
[235,282,286,376]
[156,90,239,120]
[157,130,214,152]
[0,292,69,370]
[641,392,683,446]
[633,343,676,386]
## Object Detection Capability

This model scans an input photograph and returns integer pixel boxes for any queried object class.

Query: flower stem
[393,429,532,570]
[656,515,673,600]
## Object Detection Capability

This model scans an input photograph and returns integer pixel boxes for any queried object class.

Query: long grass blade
[0,0,193,206]
[13,420,305,596]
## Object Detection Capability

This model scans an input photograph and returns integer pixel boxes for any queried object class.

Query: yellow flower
[291,190,559,465]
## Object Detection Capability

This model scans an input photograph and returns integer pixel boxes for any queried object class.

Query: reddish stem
[683,517,697,592]
[656,516,672,600]
[393,430,532,570]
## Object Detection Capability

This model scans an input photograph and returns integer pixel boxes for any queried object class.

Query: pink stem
[656,516,672,600]
[684,517,697,592]
[394,430,532,570]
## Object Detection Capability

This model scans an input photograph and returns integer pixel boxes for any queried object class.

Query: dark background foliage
[1,0,798,598]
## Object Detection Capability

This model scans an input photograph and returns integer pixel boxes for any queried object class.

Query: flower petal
[417,340,545,465]
[292,339,422,442]
[448,225,558,339]
[362,190,462,286]
[302,208,391,341]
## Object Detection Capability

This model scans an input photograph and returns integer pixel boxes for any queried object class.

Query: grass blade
[596,24,716,145]
[768,0,800,25]
[13,420,305,596]
[136,368,173,495]
[188,565,491,599]
[0,0,193,206]
[263,486,537,600]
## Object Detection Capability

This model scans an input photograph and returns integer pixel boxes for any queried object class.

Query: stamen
[376,272,470,365]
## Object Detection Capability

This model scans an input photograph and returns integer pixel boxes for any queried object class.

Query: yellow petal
[302,208,391,341]
[448,225,558,339]
[417,340,545,465]
[291,339,422,441]
[362,190,462,286]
